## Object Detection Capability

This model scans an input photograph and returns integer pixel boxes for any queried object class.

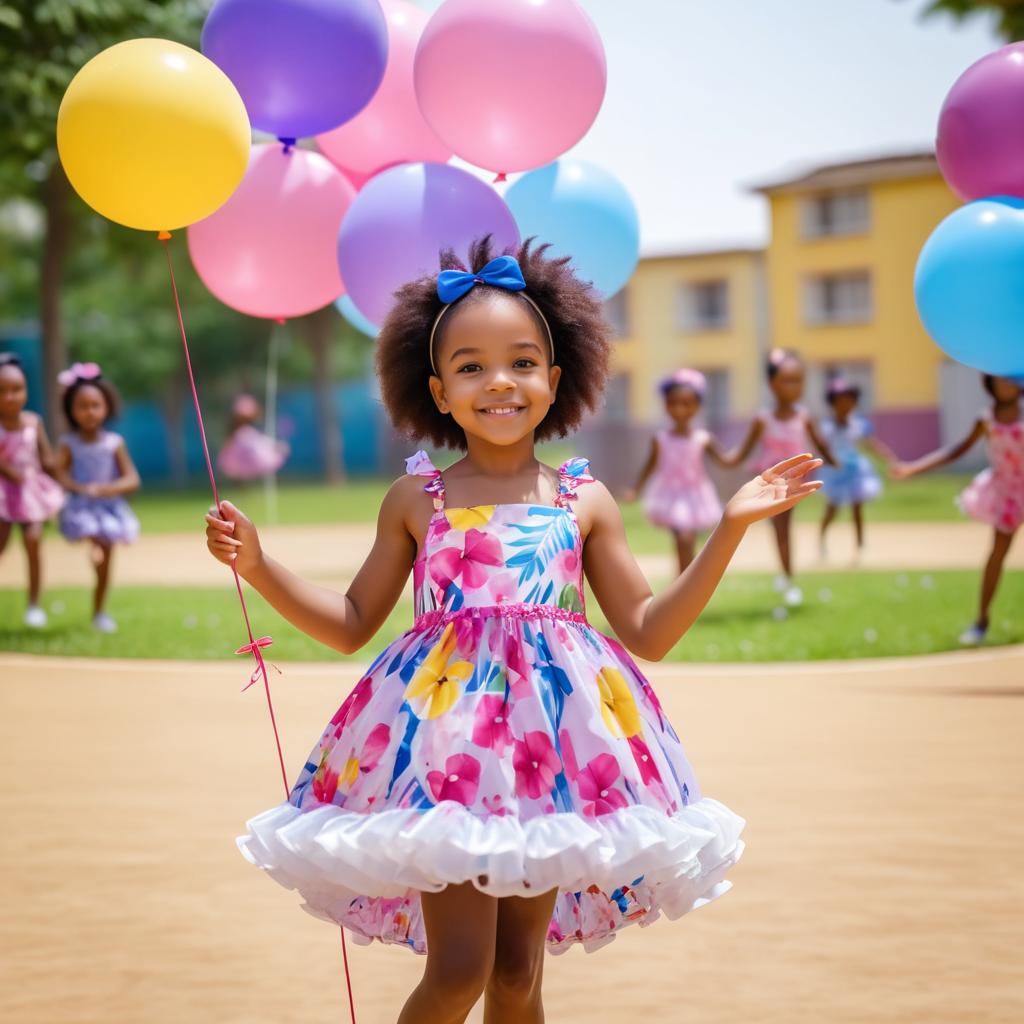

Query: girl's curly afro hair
[375,235,612,450]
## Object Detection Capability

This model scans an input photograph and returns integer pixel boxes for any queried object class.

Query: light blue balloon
[915,196,1024,376]
[335,293,379,338]
[505,159,640,297]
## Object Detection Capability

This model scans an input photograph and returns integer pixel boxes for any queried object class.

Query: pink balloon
[413,0,606,176]
[316,0,451,184]
[188,144,355,320]
[937,42,1024,201]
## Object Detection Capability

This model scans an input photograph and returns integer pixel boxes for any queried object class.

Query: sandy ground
[3,519,1022,591]
[1,648,1022,1024]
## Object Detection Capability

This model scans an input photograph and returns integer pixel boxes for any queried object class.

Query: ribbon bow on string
[436,254,526,304]
[235,635,281,692]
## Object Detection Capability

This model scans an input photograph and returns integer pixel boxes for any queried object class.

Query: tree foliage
[916,0,1024,42]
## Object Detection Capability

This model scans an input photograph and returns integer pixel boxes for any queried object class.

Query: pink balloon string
[157,233,358,1024]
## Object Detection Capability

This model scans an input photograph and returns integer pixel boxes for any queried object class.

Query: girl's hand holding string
[205,499,264,577]
[722,453,823,526]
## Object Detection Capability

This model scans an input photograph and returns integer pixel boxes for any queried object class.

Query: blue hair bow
[436,255,526,305]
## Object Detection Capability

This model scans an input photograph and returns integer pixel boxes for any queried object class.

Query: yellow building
[606,246,766,431]
[755,151,960,452]
[605,151,963,457]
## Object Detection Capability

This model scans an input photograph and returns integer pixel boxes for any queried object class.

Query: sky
[420,0,1002,255]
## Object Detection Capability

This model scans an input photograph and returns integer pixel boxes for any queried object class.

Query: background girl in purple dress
[55,363,140,634]
[0,352,64,628]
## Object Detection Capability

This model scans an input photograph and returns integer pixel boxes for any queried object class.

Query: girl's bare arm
[579,454,822,660]
[805,416,837,467]
[205,476,422,654]
[100,441,141,497]
[703,432,730,468]
[891,418,985,479]
[53,441,84,494]
[624,437,659,499]
[719,417,763,468]
[34,414,59,474]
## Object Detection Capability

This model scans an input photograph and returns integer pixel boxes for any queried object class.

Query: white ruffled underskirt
[238,796,745,955]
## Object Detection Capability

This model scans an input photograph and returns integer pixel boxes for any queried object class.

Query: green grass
[133,468,975,563]
[3,569,1019,664]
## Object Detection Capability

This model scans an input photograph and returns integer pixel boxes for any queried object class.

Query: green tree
[0,0,206,427]
[0,1,366,481]
[916,0,1024,41]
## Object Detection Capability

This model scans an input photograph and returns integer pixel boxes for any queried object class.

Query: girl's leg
[397,882,498,1024]
[673,530,697,574]
[819,503,837,557]
[976,528,1016,630]
[21,522,43,606]
[484,887,559,1024]
[771,508,793,578]
[852,503,865,552]
[0,521,11,557]
[91,540,114,616]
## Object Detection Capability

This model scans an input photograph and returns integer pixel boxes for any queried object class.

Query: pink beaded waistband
[413,603,588,630]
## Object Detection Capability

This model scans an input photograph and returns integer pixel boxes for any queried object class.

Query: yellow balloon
[57,38,251,233]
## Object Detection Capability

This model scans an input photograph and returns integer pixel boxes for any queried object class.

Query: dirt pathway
[1,648,1021,1023]
[3,519,1020,591]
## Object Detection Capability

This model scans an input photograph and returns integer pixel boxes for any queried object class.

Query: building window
[602,372,631,424]
[699,368,731,428]
[801,189,870,238]
[604,290,630,337]
[803,271,872,326]
[679,280,730,331]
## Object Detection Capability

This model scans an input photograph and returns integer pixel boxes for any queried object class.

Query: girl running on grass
[205,238,822,1023]
[54,363,140,634]
[817,376,897,562]
[892,374,1022,646]
[0,352,64,628]
[625,368,727,574]
[728,348,834,608]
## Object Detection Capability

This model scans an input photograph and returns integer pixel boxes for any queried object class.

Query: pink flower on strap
[430,528,504,591]
[578,753,628,816]
[426,753,481,805]
[513,730,561,800]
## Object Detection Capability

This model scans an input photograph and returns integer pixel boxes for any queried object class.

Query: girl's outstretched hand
[205,499,263,577]
[723,453,823,527]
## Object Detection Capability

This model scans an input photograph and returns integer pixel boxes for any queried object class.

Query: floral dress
[642,428,723,533]
[238,452,745,955]
[751,407,812,474]
[958,412,1024,534]
[59,431,139,544]
[818,415,882,507]
[0,416,64,524]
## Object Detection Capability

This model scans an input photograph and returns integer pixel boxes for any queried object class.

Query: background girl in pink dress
[204,238,823,1023]
[625,368,727,573]
[729,348,835,607]
[0,352,64,628]
[217,393,290,482]
[892,374,1023,646]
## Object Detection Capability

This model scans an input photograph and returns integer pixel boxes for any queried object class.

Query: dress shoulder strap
[555,456,595,508]
[405,449,446,510]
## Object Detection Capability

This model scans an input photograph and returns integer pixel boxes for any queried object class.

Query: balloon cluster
[916,43,1024,377]
[56,0,640,329]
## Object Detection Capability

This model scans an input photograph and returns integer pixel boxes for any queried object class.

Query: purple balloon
[338,163,520,326]
[937,42,1024,201]
[202,0,388,140]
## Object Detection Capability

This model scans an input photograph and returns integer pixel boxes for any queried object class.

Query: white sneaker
[24,605,47,629]
[958,624,986,647]
[92,612,118,634]
[784,584,804,608]
[773,574,788,593]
